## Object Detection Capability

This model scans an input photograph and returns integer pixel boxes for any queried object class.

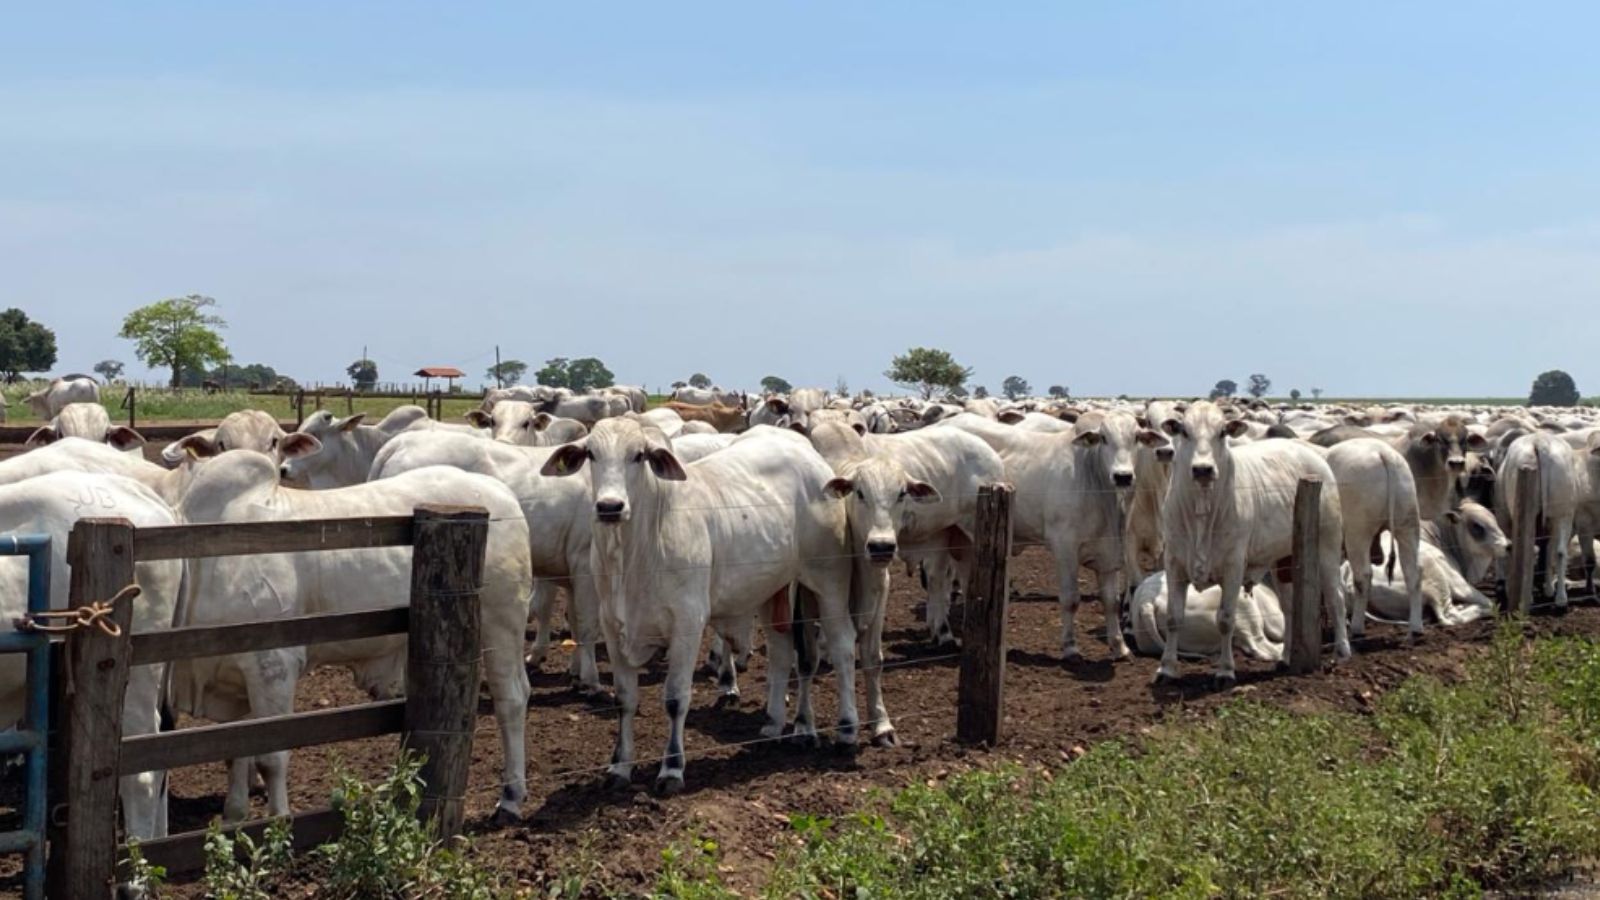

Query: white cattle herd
[4,378,1597,837]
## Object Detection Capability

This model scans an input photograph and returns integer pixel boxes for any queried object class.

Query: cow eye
[522,420,532,429]
[269,437,278,450]
[1469,522,1486,540]
[217,441,226,451]
[855,488,865,500]
[633,452,645,463]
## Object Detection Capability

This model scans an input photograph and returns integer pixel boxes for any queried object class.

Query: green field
[0,387,490,427]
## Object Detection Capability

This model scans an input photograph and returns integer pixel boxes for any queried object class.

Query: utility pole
[494,345,502,388]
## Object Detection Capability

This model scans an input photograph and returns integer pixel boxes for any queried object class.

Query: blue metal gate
[0,534,52,900]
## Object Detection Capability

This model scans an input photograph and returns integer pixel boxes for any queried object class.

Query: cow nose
[1155,447,1175,463]
[1447,457,1466,471]
[1112,471,1134,488]
[865,540,897,563]
[595,499,625,522]
[278,465,291,480]
[1191,463,1216,482]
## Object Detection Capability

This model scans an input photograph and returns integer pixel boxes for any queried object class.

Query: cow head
[466,400,549,446]
[1162,400,1248,489]
[275,432,324,483]
[823,459,941,565]
[1414,416,1489,473]
[1440,501,1509,585]
[540,418,685,524]
[1074,411,1165,489]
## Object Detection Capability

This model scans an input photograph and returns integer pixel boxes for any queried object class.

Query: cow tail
[1384,453,1399,583]
[791,584,815,675]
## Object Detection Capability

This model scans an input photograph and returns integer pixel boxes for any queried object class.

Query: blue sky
[3,3,1597,396]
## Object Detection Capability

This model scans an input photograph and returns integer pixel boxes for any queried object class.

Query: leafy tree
[536,357,571,389]
[760,375,792,394]
[566,357,615,392]
[1529,369,1580,407]
[181,361,280,389]
[0,308,58,382]
[1048,385,1068,399]
[946,384,969,400]
[973,385,990,399]
[1289,388,1302,402]
[487,359,528,387]
[346,358,378,391]
[1002,375,1031,400]
[688,373,712,389]
[1312,387,1323,401]
[885,347,973,400]
[1247,374,1271,399]
[118,295,229,388]
[1210,379,1238,400]
[94,359,125,382]
[836,376,850,397]
[670,380,687,390]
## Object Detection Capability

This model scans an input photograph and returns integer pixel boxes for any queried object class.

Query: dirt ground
[2,434,1598,896]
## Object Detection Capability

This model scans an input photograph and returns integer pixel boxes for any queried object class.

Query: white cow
[278,407,482,489]
[1319,438,1425,639]
[174,451,534,822]
[943,410,1164,659]
[600,385,649,414]
[1130,573,1284,662]
[25,376,98,419]
[465,401,590,447]
[1157,401,1348,686]
[0,437,197,504]
[1496,432,1582,608]
[670,432,737,463]
[1557,430,1600,597]
[1344,500,1508,626]
[0,472,182,840]
[540,420,854,793]
[26,402,147,455]
[160,409,286,468]
[370,431,603,690]
[671,385,743,407]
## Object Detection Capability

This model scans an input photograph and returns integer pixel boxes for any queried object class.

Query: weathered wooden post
[1506,462,1539,615]
[345,389,355,415]
[57,518,137,899]
[1288,476,1323,674]
[294,388,307,428]
[956,483,1013,746]
[403,504,489,837]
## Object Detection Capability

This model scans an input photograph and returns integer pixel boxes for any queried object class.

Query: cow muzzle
[595,499,626,523]
[1191,463,1217,485]
[1447,457,1466,472]
[865,540,897,565]
[1112,471,1134,488]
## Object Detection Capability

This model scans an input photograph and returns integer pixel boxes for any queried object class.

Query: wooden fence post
[294,389,306,428]
[403,505,489,837]
[1288,476,1323,674]
[1506,462,1539,615]
[957,483,1013,746]
[58,518,137,899]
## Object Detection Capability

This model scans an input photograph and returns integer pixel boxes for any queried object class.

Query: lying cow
[1130,572,1284,662]
[1343,500,1508,627]
[175,450,534,822]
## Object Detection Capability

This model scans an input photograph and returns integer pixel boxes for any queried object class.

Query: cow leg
[655,624,702,795]
[1551,519,1573,609]
[924,552,959,647]
[1581,529,1597,599]
[1099,560,1131,660]
[1054,544,1084,659]
[231,649,299,820]
[484,604,532,822]
[1155,565,1190,684]
[605,659,640,790]
[524,579,558,669]
[710,621,741,701]
[815,578,861,750]
[225,758,254,822]
[1213,567,1245,687]
[1324,549,1352,660]
[1346,531,1374,639]
[857,562,896,746]
[568,575,603,693]
[760,616,796,741]
[119,662,166,840]
[789,586,822,747]
[1397,523,1425,639]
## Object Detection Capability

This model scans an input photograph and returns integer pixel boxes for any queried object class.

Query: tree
[566,357,615,392]
[0,309,58,382]
[1002,375,1031,400]
[487,359,528,387]
[118,295,229,388]
[1529,370,1580,407]
[971,385,989,399]
[93,359,125,382]
[346,358,378,391]
[1312,387,1323,401]
[688,373,712,389]
[670,380,687,390]
[946,384,969,400]
[836,376,850,397]
[536,358,571,389]
[885,347,973,400]
[1048,385,1068,399]
[760,375,792,394]
[1289,388,1302,402]
[1247,374,1271,399]
[1210,379,1238,400]
[181,361,279,389]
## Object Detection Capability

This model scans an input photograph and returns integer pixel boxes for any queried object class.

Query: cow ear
[824,477,854,499]
[25,426,58,448]
[1466,433,1489,451]
[541,442,590,477]
[338,413,366,432]
[1137,429,1167,448]
[532,413,555,430]
[996,409,1025,425]
[1160,418,1185,438]
[766,397,789,414]
[278,433,320,460]
[1223,419,1250,438]
[851,421,867,437]
[1442,510,1462,525]
[1072,430,1104,447]
[1136,415,1151,429]
[106,426,146,451]
[1419,432,1439,446]
[787,421,809,436]
[1058,409,1081,423]
[905,480,942,504]
[464,410,493,428]
[647,447,687,481]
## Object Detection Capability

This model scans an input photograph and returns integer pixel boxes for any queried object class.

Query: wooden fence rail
[49,505,489,899]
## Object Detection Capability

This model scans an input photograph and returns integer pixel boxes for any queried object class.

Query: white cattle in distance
[599,385,649,413]
[174,450,534,823]
[669,385,743,407]
[1158,401,1348,686]
[25,376,99,419]
[1344,500,1508,627]
[540,420,854,794]
[369,430,604,691]
[1130,572,1284,662]
[0,472,183,840]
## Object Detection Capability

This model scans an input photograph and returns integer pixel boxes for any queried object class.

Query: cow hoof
[1062,647,1083,662]
[872,730,899,748]
[602,772,632,793]
[655,774,685,797]
[832,740,860,758]
[787,729,821,749]
[712,692,740,709]
[489,806,521,828]
[1211,674,1237,691]
[1152,670,1178,687]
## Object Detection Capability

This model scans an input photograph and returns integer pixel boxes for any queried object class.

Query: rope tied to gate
[15,584,142,636]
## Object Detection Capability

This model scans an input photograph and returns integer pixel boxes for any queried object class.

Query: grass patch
[0,387,488,426]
